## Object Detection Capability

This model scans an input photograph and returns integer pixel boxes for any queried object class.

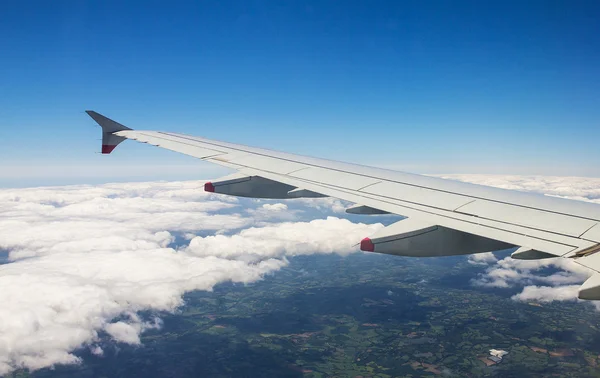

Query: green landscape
[17,252,600,378]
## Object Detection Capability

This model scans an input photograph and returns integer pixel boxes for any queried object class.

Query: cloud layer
[0,181,380,375]
[439,174,600,204]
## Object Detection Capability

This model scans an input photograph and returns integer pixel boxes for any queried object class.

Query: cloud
[437,174,600,203]
[261,203,288,211]
[185,217,383,262]
[105,322,143,345]
[446,174,599,303]
[468,252,498,265]
[0,181,245,261]
[104,315,162,345]
[511,285,581,302]
[89,345,104,357]
[471,254,592,289]
[0,235,285,374]
[295,197,348,214]
[0,180,380,375]
[245,202,300,223]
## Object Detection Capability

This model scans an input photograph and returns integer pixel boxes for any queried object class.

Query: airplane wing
[87,110,600,300]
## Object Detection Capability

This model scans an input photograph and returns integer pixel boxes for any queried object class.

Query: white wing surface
[87,111,600,300]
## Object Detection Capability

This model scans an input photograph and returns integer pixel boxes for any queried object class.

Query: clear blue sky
[1,0,599,186]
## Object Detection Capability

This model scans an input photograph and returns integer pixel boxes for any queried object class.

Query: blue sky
[1,0,599,186]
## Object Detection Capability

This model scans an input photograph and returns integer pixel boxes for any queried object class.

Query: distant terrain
[17,252,600,378]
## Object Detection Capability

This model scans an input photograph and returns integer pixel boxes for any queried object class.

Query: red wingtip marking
[204,182,215,192]
[101,145,117,154]
[360,237,375,252]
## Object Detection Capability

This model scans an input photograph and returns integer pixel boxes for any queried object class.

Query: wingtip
[101,145,117,154]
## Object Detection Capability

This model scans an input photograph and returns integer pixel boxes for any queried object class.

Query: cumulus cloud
[468,252,498,265]
[0,181,245,261]
[245,202,300,223]
[0,180,379,375]
[104,315,162,345]
[186,217,383,262]
[89,345,104,357]
[471,257,591,289]
[447,174,600,303]
[295,197,348,214]
[511,285,581,303]
[261,203,288,211]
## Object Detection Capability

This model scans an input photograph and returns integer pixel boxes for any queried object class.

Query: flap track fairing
[360,218,515,257]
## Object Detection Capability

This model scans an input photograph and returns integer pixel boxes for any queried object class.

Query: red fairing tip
[360,237,375,252]
[101,145,117,154]
[204,182,215,192]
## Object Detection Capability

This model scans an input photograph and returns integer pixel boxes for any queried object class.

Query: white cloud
[0,181,246,261]
[468,252,498,265]
[89,345,104,356]
[185,217,383,262]
[0,180,380,375]
[105,322,143,345]
[437,174,600,203]
[261,203,288,211]
[295,197,348,214]
[511,285,581,303]
[471,255,591,289]
[245,202,300,223]
[103,315,163,345]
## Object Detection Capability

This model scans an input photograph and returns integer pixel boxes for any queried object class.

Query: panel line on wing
[579,223,600,238]
[453,199,477,212]
[356,181,382,191]
[286,167,312,175]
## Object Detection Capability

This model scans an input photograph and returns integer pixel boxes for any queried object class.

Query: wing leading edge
[86,111,600,300]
